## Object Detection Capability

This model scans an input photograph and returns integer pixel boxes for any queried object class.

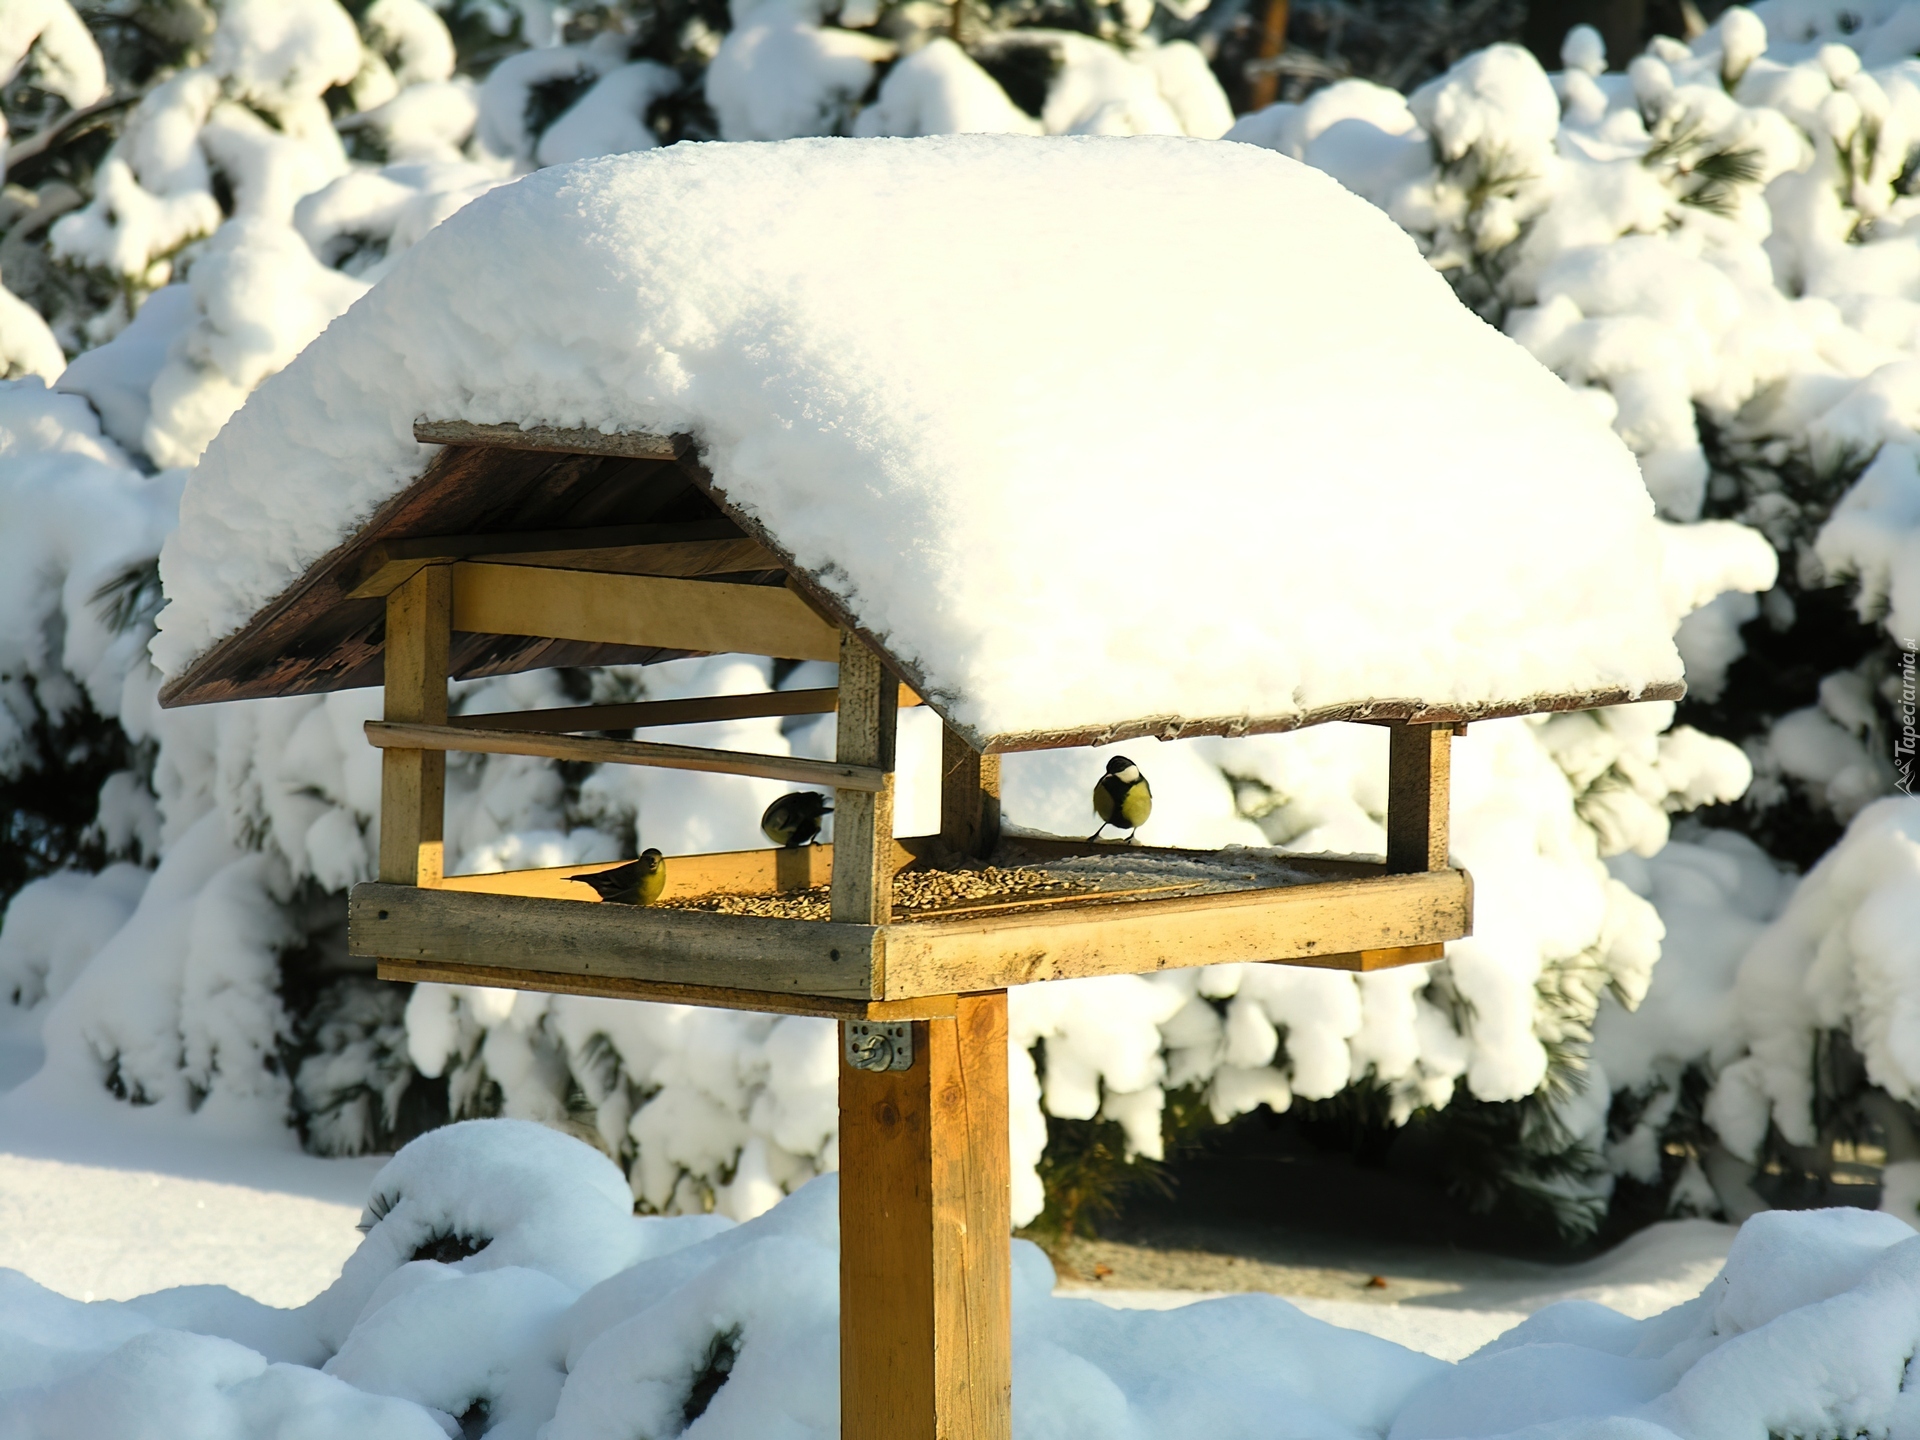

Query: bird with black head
[570,848,667,905]
[761,791,832,848]
[1090,756,1151,841]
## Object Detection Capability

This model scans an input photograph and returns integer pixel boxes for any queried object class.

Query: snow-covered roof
[155,134,1684,748]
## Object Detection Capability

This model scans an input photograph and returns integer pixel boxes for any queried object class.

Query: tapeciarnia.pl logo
[1898,640,1918,796]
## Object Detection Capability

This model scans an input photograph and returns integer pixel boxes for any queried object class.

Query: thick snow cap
[154,134,1682,746]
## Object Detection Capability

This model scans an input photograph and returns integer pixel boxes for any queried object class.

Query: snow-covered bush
[5,1118,1919,1439]
[0,0,1909,1242]
[1222,1,1920,1224]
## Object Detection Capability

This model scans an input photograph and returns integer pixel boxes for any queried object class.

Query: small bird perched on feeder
[761,791,832,848]
[571,849,666,905]
[1090,756,1152,841]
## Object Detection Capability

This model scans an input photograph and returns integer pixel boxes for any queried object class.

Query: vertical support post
[377,565,450,886]
[832,631,898,926]
[1385,722,1451,874]
[841,991,1011,1440]
[940,725,1001,861]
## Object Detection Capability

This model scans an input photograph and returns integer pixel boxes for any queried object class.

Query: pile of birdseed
[658,865,1092,921]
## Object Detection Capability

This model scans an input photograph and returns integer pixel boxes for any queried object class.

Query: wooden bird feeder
[161,418,1681,1440]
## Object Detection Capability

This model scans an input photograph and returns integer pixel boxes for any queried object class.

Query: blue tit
[1090,756,1152,842]
[761,791,832,848]
[571,848,666,905]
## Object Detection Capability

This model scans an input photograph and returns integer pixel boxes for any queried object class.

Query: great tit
[1090,756,1152,842]
[572,848,666,905]
[761,791,832,848]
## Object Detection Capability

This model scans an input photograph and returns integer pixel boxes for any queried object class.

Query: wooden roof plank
[159,441,727,707]
[162,423,1688,742]
[339,517,771,597]
[413,419,692,461]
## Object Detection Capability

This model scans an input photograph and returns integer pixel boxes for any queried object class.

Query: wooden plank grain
[449,682,923,735]
[344,527,773,598]
[934,991,1012,1440]
[365,720,888,791]
[940,724,1002,861]
[450,562,842,661]
[840,991,1011,1440]
[351,883,877,998]
[434,837,933,902]
[1278,942,1447,971]
[377,567,450,886]
[414,419,690,459]
[878,867,1472,995]
[1387,722,1451,874]
[158,441,507,709]
[374,958,965,1018]
[832,634,898,928]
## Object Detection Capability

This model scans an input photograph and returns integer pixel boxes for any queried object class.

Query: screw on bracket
[843,1021,912,1072]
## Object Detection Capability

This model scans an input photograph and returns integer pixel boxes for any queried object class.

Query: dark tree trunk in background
[1247,0,1290,111]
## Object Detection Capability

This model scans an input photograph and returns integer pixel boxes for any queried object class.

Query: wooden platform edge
[351,882,879,1000]
[879,866,1473,995]
[354,863,1471,1004]
[374,958,957,1019]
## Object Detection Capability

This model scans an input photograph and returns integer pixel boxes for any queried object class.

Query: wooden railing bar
[365,720,889,791]
[450,683,923,734]
[435,837,937,901]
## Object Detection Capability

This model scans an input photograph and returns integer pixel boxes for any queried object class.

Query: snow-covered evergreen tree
[2,0,1911,1240]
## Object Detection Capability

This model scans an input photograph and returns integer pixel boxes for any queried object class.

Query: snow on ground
[0,1089,378,1307]
[1085,1293,1531,1363]
[1077,1218,1737,1362]
[0,1076,1724,1362]
[5,1115,1914,1439]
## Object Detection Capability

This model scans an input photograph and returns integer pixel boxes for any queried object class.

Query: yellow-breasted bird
[1090,756,1152,842]
[571,848,666,905]
[761,791,832,848]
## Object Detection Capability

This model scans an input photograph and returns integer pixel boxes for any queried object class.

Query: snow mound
[154,135,1681,743]
[2,1120,1917,1440]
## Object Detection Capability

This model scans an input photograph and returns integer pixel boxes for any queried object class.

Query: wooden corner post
[940,726,1001,861]
[1385,722,1451,874]
[831,632,898,927]
[378,565,451,886]
[836,636,1010,1440]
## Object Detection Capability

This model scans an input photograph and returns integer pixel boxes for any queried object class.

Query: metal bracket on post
[844,1021,913,1072]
